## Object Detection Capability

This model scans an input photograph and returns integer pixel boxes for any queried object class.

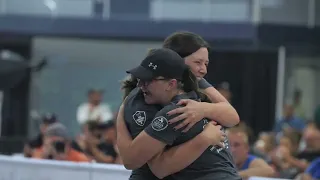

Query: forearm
[147,133,210,179]
[116,103,140,168]
[116,123,137,168]
[203,87,229,103]
[117,104,166,169]
[202,102,239,127]
[239,167,275,179]
[287,156,309,171]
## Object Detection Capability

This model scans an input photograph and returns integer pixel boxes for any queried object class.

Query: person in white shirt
[77,89,113,125]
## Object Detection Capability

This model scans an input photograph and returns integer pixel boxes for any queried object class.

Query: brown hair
[120,75,138,101]
[180,67,211,103]
[163,31,210,58]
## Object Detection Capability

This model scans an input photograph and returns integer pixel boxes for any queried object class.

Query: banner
[0,155,131,180]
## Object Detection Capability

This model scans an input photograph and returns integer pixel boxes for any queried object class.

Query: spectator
[254,132,277,157]
[273,104,305,134]
[295,118,320,180]
[295,122,320,164]
[32,123,90,162]
[77,89,113,125]
[24,114,57,157]
[271,125,319,179]
[292,89,306,121]
[299,157,320,180]
[72,121,119,164]
[228,127,275,180]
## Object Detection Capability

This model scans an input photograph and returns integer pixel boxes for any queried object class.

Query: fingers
[167,107,186,116]
[216,125,222,130]
[210,121,218,125]
[169,113,187,124]
[173,120,189,130]
[176,99,191,106]
[182,122,196,133]
[217,142,225,149]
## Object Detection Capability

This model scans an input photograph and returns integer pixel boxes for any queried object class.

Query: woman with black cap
[117,48,240,180]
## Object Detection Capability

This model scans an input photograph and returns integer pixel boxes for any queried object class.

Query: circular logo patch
[151,116,168,131]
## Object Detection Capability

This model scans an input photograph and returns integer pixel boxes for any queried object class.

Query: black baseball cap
[127,48,187,81]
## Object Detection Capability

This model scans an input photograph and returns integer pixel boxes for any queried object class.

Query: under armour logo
[148,62,157,70]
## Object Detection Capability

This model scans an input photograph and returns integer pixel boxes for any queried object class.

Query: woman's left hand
[167,99,209,132]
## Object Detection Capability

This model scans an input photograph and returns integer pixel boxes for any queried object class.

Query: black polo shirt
[144,91,241,180]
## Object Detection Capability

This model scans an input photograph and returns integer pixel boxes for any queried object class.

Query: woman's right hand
[201,122,226,148]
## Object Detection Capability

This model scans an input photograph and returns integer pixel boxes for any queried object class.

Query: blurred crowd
[23,89,122,164]
[227,88,320,180]
[22,84,320,180]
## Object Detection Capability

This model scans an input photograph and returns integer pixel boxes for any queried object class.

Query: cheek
[189,64,200,75]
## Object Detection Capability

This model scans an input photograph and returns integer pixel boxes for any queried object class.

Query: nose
[199,64,207,75]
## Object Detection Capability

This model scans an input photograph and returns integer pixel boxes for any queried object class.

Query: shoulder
[70,149,90,162]
[126,87,141,101]
[99,103,112,110]
[155,103,179,117]
[78,103,89,109]
[248,154,257,159]
[250,157,269,167]
[124,88,145,107]
[198,78,213,89]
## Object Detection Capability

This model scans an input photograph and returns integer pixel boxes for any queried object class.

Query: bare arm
[286,156,309,171]
[203,86,229,103]
[167,99,239,131]
[116,103,167,169]
[239,158,275,180]
[203,87,239,127]
[201,101,239,127]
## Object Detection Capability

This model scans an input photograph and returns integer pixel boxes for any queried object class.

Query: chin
[144,98,157,105]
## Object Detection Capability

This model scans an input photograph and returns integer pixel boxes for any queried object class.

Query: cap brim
[126,65,154,81]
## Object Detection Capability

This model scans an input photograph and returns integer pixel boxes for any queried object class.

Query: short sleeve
[305,158,320,178]
[198,78,213,89]
[144,105,183,145]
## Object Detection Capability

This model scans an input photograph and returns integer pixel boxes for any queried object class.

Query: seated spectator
[271,124,320,179]
[32,123,90,162]
[296,157,320,180]
[294,122,320,164]
[302,157,320,180]
[273,104,305,134]
[77,89,113,125]
[254,132,276,158]
[227,127,275,180]
[24,114,57,157]
[236,122,271,162]
[72,121,119,164]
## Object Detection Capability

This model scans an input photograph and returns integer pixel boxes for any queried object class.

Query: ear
[166,79,178,91]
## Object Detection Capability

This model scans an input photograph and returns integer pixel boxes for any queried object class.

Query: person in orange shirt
[32,122,90,162]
